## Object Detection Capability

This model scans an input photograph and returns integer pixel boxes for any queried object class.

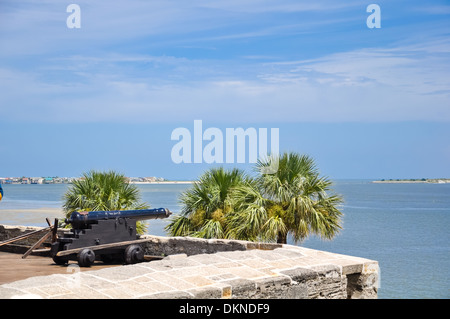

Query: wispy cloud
[410,5,450,15]
[263,39,450,94]
[196,0,361,14]
[1,35,449,124]
[0,1,449,124]
[0,0,363,56]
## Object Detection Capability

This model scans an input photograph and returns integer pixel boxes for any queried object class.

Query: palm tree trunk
[276,231,287,244]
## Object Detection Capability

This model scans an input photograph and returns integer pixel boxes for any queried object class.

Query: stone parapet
[0,225,379,299]
[138,234,282,257]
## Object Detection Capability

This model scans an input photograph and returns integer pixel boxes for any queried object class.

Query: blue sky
[0,0,449,180]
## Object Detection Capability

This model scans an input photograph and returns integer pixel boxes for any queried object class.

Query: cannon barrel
[67,208,172,229]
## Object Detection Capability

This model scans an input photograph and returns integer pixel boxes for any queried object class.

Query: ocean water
[0,180,448,299]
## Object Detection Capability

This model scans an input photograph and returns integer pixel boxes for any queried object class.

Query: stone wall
[0,224,49,246]
[138,236,379,299]
[0,224,68,254]
[0,225,379,299]
[138,234,282,257]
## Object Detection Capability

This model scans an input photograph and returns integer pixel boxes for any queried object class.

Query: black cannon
[50,208,172,267]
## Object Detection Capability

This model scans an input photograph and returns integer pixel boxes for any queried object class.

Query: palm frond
[62,170,150,234]
[192,219,225,239]
[164,215,195,237]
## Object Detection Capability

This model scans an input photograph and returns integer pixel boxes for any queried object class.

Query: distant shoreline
[129,181,194,184]
[373,179,450,184]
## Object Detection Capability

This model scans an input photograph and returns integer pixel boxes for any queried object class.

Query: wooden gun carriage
[0,208,172,267]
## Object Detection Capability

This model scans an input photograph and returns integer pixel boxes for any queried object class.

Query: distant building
[0,175,166,185]
[43,177,54,184]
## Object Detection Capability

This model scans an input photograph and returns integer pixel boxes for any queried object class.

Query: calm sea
[0,180,448,299]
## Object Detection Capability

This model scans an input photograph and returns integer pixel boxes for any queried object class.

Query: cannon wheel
[78,248,95,267]
[124,244,144,264]
[52,255,69,266]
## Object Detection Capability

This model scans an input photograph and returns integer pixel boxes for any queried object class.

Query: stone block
[188,286,223,299]
[164,253,188,260]
[0,287,31,299]
[279,267,318,283]
[272,247,305,258]
[333,259,363,275]
[311,264,342,278]
[139,291,194,299]
[222,278,257,298]
[254,275,292,298]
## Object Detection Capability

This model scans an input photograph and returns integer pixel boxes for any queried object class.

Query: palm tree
[166,153,343,244]
[164,167,248,238]
[253,152,343,244]
[225,177,269,241]
[62,170,149,234]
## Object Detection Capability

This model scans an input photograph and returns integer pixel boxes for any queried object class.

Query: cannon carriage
[0,208,172,267]
[51,208,172,267]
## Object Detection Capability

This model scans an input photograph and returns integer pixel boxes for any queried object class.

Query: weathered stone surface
[346,271,379,299]
[305,265,347,299]
[0,225,68,248]
[279,267,318,283]
[140,235,248,257]
[253,276,292,299]
[188,286,223,299]
[283,283,309,299]
[222,278,257,298]
[0,287,28,299]
[138,291,194,299]
[0,225,379,299]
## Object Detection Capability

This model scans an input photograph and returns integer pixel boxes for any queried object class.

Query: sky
[0,0,449,180]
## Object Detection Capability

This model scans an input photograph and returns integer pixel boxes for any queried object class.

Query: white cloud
[264,49,450,96]
[1,32,449,124]
[0,1,449,124]
[196,0,361,14]
[0,0,363,57]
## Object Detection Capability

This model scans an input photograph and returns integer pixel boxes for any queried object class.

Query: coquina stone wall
[138,235,379,299]
[0,225,379,299]
[0,224,59,252]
